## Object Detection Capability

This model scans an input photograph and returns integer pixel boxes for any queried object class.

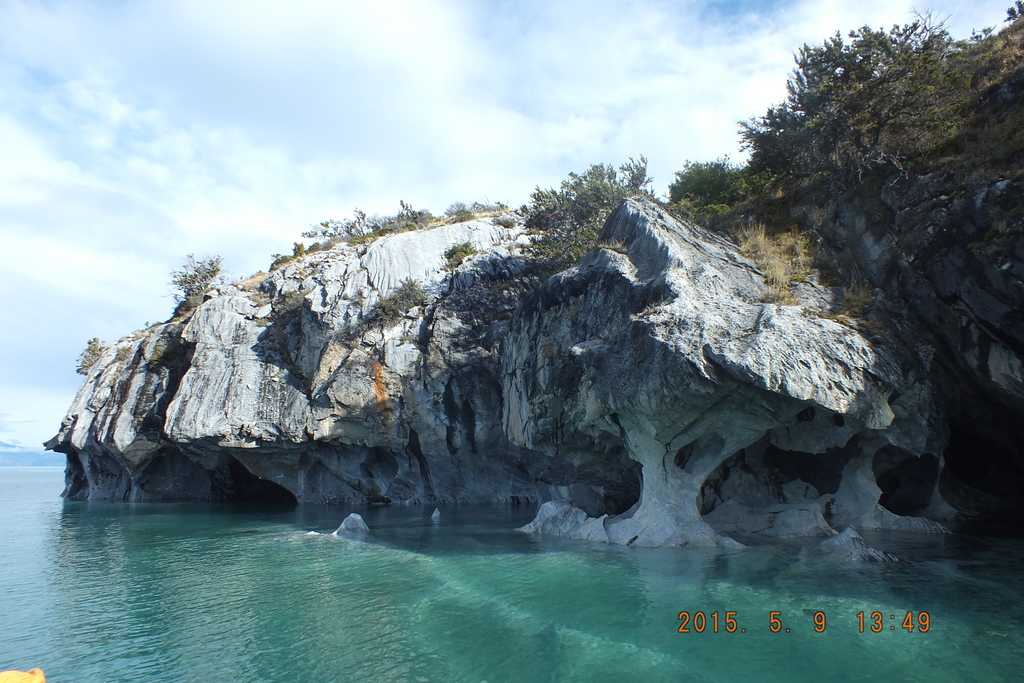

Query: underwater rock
[810,526,898,562]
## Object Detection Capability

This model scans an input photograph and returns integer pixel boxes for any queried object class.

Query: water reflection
[25,496,1024,682]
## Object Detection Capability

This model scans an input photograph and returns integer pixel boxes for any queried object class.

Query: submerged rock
[810,526,898,562]
[334,513,369,534]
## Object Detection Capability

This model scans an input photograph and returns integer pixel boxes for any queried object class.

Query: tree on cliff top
[170,254,223,302]
[740,15,969,184]
[168,254,224,319]
[76,337,108,376]
[524,157,652,272]
[668,157,756,220]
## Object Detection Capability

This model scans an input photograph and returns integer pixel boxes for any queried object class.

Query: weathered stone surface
[334,513,369,534]
[49,216,550,505]
[810,526,899,562]
[797,171,1024,523]
[504,199,948,546]
[47,200,981,546]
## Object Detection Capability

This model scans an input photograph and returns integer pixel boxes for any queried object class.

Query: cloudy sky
[0,0,1011,456]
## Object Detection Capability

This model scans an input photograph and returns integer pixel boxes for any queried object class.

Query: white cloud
[0,387,78,450]
[0,0,1012,449]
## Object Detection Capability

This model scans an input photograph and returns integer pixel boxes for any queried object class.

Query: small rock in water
[333,513,369,535]
[431,508,441,521]
[811,526,898,562]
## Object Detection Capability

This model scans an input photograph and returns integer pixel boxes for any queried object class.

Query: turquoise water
[2,467,1023,682]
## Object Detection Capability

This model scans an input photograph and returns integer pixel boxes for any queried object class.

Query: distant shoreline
[0,452,66,467]
[0,465,65,468]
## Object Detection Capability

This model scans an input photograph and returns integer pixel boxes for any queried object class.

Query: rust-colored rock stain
[372,361,390,425]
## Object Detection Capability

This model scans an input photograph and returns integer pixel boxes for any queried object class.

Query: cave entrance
[211,459,298,505]
[697,438,858,515]
[941,420,1024,532]
[762,443,850,496]
[872,447,939,517]
[601,460,642,516]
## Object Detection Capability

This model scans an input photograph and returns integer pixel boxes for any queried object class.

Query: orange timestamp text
[676,610,930,633]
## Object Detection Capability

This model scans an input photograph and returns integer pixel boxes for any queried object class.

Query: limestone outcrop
[504,199,950,546]
[793,172,1024,525]
[47,199,967,546]
[334,513,369,535]
[809,526,899,562]
[49,215,548,506]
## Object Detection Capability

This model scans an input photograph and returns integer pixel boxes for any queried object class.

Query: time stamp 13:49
[677,611,931,634]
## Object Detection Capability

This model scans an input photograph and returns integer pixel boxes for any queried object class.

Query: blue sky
[0,0,1011,454]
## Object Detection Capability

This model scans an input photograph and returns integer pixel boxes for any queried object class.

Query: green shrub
[305,202,434,245]
[272,290,307,316]
[270,242,308,271]
[170,254,223,301]
[372,279,427,327]
[170,293,204,320]
[76,337,108,375]
[739,17,972,183]
[444,241,477,268]
[444,202,476,223]
[669,158,753,220]
[148,336,187,369]
[523,157,653,272]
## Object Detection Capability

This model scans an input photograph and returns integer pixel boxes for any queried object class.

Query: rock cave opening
[61,448,87,500]
[698,438,855,516]
[872,447,939,517]
[211,458,298,505]
[602,462,643,516]
[941,420,1024,531]
[761,442,850,497]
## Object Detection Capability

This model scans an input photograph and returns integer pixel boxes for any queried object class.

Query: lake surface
[2,467,1023,682]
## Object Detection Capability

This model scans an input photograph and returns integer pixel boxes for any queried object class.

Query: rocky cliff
[789,170,1024,528]
[47,198,996,546]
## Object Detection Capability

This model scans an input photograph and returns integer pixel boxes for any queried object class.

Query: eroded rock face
[49,216,560,505]
[792,172,1024,527]
[810,526,899,562]
[48,200,962,547]
[503,199,951,546]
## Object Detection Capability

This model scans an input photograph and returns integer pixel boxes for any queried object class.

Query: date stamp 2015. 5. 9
[676,610,931,634]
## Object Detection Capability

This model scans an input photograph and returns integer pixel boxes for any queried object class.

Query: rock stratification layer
[505,199,948,546]
[49,200,961,545]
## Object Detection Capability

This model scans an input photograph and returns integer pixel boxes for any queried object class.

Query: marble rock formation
[504,198,952,546]
[47,200,961,547]
[334,513,369,535]
[810,526,898,562]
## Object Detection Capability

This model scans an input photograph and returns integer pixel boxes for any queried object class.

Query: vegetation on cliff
[76,8,1024,370]
[673,11,1024,219]
[661,11,1024,317]
[75,337,108,376]
[522,157,653,272]
[170,254,224,318]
